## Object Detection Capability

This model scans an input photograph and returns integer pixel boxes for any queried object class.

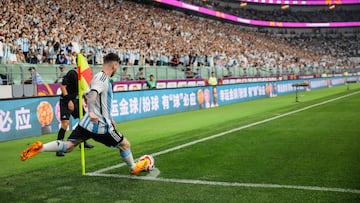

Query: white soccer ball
[139,154,155,171]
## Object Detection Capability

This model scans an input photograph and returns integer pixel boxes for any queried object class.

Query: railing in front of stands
[1,63,358,86]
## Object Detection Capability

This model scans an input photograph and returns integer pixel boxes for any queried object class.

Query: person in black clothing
[56,68,94,156]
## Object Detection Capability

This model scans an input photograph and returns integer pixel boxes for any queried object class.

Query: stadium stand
[181,0,360,22]
[0,0,359,86]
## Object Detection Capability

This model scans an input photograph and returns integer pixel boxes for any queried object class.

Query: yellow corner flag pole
[79,98,86,176]
[79,95,86,175]
[77,53,93,176]
[77,54,86,176]
[77,53,93,175]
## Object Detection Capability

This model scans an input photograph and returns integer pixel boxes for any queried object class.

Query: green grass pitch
[1,84,360,202]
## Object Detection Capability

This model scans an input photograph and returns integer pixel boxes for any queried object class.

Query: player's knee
[118,138,131,151]
[65,140,78,152]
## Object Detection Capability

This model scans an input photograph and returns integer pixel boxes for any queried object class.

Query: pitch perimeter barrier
[0,76,358,142]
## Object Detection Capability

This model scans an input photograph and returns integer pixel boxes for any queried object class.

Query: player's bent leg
[118,138,150,175]
[118,137,131,151]
[118,138,136,170]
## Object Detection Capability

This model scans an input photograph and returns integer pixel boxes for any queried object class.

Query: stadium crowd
[0,0,358,77]
[184,0,360,22]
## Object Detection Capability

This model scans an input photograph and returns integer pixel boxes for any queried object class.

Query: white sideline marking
[91,91,360,175]
[87,91,360,194]
[86,173,360,194]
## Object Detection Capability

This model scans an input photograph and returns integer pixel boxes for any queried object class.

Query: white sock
[120,149,136,170]
[41,140,66,152]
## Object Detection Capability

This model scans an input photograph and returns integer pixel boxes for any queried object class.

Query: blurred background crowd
[0,0,358,76]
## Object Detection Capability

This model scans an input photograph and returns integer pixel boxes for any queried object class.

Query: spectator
[87,50,95,65]
[17,33,29,61]
[28,48,38,64]
[0,37,3,64]
[146,74,157,89]
[9,40,18,64]
[193,68,202,79]
[224,67,233,78]
[57,50,68,65]
[24,67,43,84]
[54,65,67,83]
[95,41,104,64]
[185,68,194,79]
[134,67,145,80]
[36,48,44,64]
[3,37,11,64]
[47,41,57,64]
[16,48,27,63]
[120,67,131,81]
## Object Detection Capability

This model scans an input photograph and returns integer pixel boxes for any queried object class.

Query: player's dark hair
[103,53,120,64]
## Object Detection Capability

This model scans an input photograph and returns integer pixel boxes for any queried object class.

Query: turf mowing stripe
[90,91,360,175]
[86,173,360,194]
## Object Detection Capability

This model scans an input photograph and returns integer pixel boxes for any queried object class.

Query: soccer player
[21,53,149,175]
[56,65,94,157]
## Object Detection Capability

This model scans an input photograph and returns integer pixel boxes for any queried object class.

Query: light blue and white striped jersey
[31,72,43,84]
[79,71,113,134]
[17,38,29,52]
[0,41,3,57]
[22,38,29,52]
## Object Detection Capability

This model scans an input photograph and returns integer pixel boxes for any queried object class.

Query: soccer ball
[139,154,155,171]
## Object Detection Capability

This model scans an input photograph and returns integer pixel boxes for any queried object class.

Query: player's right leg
[20,140,77,161]
[20,128,83,161]
[118,137,149,175]
[91,128,150,175]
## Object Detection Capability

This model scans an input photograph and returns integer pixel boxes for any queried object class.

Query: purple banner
[155,0,360,27]
[37,83,61,96]
[239,0,360,5]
